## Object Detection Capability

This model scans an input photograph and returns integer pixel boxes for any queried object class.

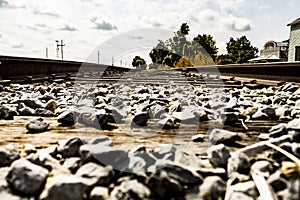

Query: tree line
[132,23,259,69]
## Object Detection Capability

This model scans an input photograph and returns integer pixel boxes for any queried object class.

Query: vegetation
[226,36,258,64]
[215,36,258,64]
[193,34,218,61]
[132,56,146,69]
[148,23,216,69]
[215,54,234,65]
[133,23,258,68]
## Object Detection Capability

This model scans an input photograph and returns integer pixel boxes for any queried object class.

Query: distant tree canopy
[216,36,258,64]
[179,23,190,35]
[132,56,146,69]
[149,23,216,69]
[215,54,234,65]
[193,34,218,61]
[148,24,258,68]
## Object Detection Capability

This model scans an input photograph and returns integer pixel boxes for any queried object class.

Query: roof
[276,41,288,47]
[263,40,288,49]
[287,17,300,26]
[268,55,280,60]
[249,54,280,62]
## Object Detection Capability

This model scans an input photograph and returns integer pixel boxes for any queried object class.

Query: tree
[149,48,169,65]
[193,34,218,61]
[226,36,258,64]
[215,54,234,65]
[170,23,191,58]
[132,56,146,69]
[149,23,214,68]
[149,23,192,68]
[162,52,181,67]
[179,23,190,35]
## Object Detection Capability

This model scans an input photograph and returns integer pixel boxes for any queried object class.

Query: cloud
[12,43,24,49]
[128,35,143,40]
[149,21,163,28]
[34,9,60,18]
[91,16,98,23]
[200,9,218,21]
[189,9,220,23]
[140,15,166,28]
[95,20,117,31]
[223,15,251,31]
[26,26,37,31]
[258,4,269,10]
[91,15,118,30]
[36,23,47,28]
[0,0,25,9]
[214,0,246,13]
[189,15,199,22]
[0,0,8,8]
[15,24,38,31]
[61,25,77,31]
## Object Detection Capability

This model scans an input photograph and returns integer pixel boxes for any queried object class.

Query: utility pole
[112,56,114,66]
[97,51,100,64]
[46,47,48,58]
[55,40,59,59]
[60,40,65,60]
[56,40,66,60]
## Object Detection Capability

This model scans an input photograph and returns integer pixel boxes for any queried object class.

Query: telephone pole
[55,40,59,59]
[56,40,66,60]
[60,40,65,60]
[112,56,114,66]
[46,47,48,58]
[97,51,100,64]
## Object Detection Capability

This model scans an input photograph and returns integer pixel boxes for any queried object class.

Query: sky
[0,0,299,66]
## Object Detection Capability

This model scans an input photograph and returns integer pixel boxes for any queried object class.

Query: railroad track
[0,68,294,151]
[1,60,300,199]
[184,61,300,82]
[0,61,299,151]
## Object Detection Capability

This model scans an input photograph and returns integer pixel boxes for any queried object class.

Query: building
[288,17,300,61]
[249,40,288,63]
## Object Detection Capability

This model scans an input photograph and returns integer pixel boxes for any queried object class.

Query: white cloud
[90,15,118,31]
[199,9,218,21]
[36,23,47,28]
[33,8,60,17]
[223,15,251,31]
[128,35,144,40]
[0,0,9,8]
[0,0,26,9]
[214,0,246,13]
[95,20,117,31]
[258,4,269,10]
[12,43,24,49]
[0,0,294,62]
[61,25,77,31]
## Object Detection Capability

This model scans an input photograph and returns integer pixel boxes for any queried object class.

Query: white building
[249,40,288,63]
[288,17,300,61]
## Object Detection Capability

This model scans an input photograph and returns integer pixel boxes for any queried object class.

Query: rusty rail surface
[0,55,130,81]
[1,55,300,84]
[183,61,300,82]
